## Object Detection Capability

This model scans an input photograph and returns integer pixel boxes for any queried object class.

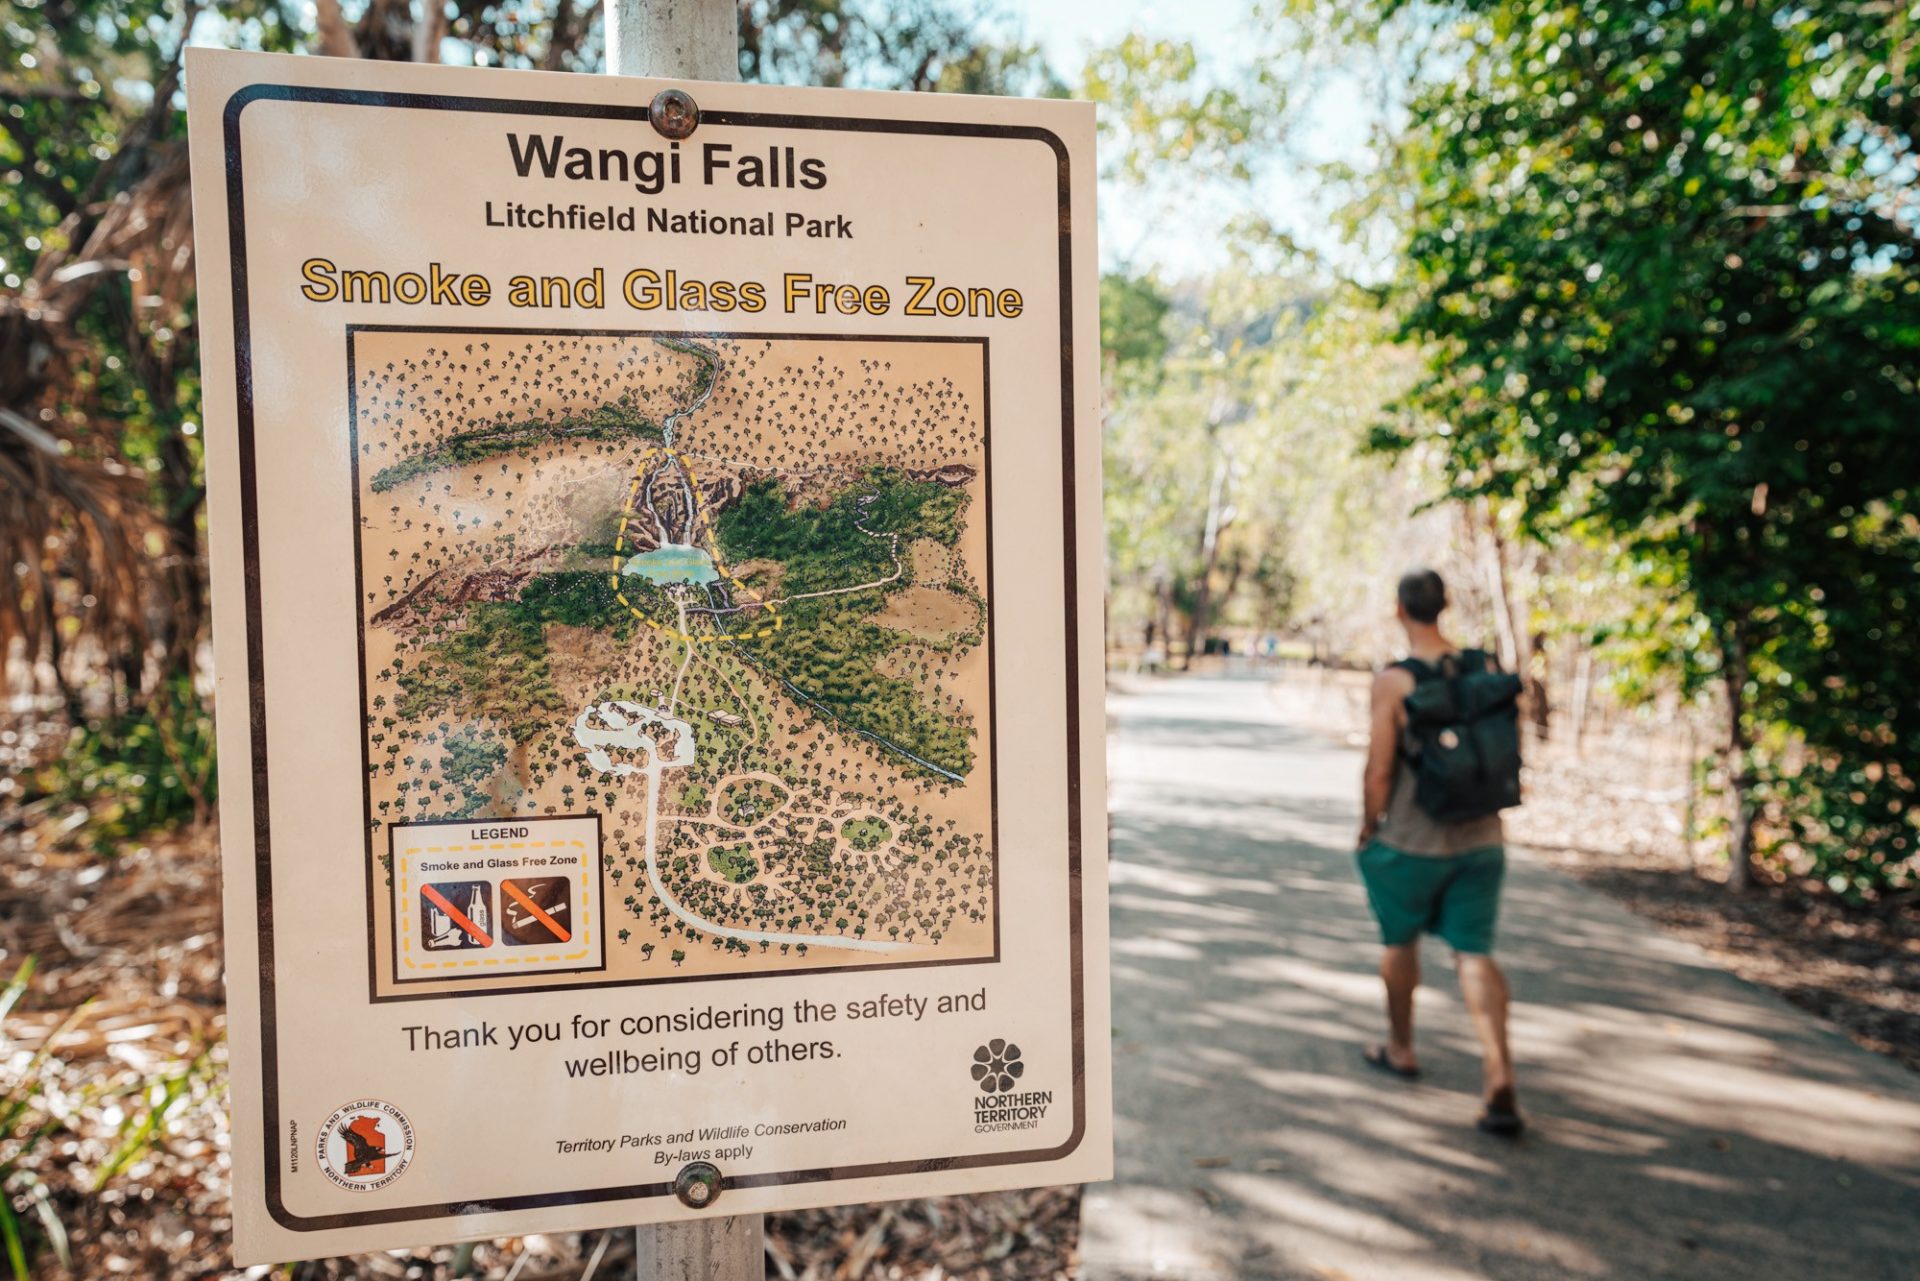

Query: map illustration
[351,330,996,990]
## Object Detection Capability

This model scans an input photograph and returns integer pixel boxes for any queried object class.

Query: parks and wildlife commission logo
[317,1099,415,1192]
[969,1038,1052,1133]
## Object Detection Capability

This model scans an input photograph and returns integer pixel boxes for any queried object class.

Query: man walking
[1355,568,1525,1135]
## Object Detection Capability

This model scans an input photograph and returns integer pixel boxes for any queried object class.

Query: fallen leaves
[0,826,1083,1279]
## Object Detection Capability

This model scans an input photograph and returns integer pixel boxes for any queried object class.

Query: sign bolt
[674,1161,723,1209]
[650,88,700,139]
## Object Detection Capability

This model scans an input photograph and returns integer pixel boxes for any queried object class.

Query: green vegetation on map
[843,816,891,852]
[721,778,788,826]
[394,572,627,738]
[369,401,664,493]
[706,843,759,883]
[718,471,975,777]
[439,727,507,817]
[759,597,974,777]
[720,471,964,591]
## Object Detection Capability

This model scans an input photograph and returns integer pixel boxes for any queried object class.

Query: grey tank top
[1377,744,1505,857]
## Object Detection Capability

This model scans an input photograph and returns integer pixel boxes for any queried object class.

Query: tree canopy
[1375,0,1919,893]
[1090,0,1917,894]
[1,0,1056,829]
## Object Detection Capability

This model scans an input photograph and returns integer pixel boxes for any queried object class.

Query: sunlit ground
[1082,671,1920,1281]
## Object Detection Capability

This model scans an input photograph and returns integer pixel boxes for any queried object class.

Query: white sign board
[186,48,1109,1263]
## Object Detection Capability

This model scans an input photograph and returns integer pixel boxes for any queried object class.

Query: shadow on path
[1081,674,1920,1281]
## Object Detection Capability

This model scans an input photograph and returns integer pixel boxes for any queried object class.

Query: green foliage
[29,679,215,851]
[0,959,77,1280]
[1101,269,1421,657]
[438,727,507,816]
[1100,273,1172,369]
[515,569,630,630]
[720,778,788,826]
[706,843,760,883]
[714,470,977,776]
[369,401,662,492]
[1081,32,1272,184]
[1,2,298,267]
[1378,0,1920,892]
[395,577,619,739]
[757,595,975,777]
[87,1047,215,1192]
[843,815,892,851]
[719,469,965,590]
[741,0,1063,96]
[0,956,211,1278]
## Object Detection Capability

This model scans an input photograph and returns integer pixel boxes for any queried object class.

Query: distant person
[1355,568,1526,1136]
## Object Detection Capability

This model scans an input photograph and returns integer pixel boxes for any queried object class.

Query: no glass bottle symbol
[421,880,493,950]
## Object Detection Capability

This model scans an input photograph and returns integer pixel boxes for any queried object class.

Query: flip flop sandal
[1362,1044,1420,1081]
[1476,1088,1525,1137]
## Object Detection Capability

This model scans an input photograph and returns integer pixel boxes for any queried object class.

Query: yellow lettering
[904,276,937,316]
[784,272,813,313]
[300,257,338,303]
[623,268,663,310]
[340,270,391,305]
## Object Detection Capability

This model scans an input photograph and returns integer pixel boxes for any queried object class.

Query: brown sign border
[222,81,1086,1233]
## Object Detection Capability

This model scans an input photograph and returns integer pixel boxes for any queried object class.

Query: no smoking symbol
[501,876,572,946]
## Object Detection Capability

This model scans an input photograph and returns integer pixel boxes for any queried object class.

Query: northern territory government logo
[970,1038,1052,1134]
[317,1099,416,1192]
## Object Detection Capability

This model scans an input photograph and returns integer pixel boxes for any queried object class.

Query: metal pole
[607,0,740,82]
[604,3,765,1278]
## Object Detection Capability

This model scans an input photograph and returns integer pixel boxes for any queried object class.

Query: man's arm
[1359,667,1411,847]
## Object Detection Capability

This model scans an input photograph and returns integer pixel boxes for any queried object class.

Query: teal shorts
[1356,841,1506,955]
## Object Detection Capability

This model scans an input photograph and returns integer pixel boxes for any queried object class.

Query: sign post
[185,20,1110,1269]
[606,1,763,1275]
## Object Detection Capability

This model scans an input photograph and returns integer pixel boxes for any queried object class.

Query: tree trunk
[1154,578,1173,668]
[1570,642,1593,755]
[410,0,447,63]
[542,0,577,69]
[1219,549,1246,627]
[1182,451,1232,667]
[314,0,359,57]
[1720,620,1758,890]
[1475,505,1548,733]
[1480,520,1520,670]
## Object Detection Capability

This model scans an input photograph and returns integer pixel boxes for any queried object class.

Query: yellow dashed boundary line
[399,839,593,970]
[610,446,783,643]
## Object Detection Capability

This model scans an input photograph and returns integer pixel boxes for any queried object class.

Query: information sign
[186,48,1109,1262]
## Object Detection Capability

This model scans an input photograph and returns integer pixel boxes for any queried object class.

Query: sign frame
[190,48,1108,1261]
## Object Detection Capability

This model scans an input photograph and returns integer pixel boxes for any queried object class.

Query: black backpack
[1395,649,1524,823]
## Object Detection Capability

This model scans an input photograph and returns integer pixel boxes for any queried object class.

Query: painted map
[352,330,995,988]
